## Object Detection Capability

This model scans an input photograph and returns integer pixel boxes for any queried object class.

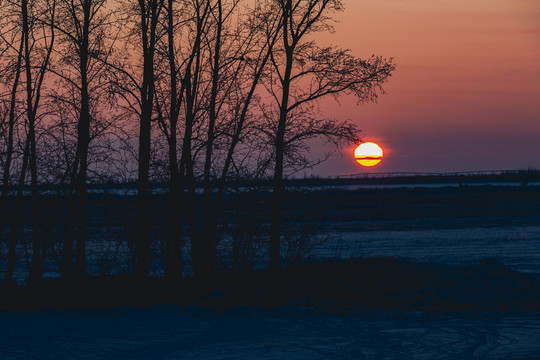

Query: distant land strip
[337,169,540,179]
[1,169,540,194]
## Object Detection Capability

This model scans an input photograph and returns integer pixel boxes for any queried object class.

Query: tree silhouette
[45,0,112,279]
[0,0,395,284]
[0,12,25,258]
[265,0,395,271]
[1,0,57,283]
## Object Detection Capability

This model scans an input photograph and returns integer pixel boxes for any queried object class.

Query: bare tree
[131,0,166,277]
[43,0,112,279]
[170,0,283,279]
[0,17,25,247]
[98,0,167,278]
[1,0,57,283]
[152,0,205,280]
[196,0,283,277]
[265,0,395,271]
[159,0,184,280]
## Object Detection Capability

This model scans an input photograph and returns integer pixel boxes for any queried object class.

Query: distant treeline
[0,0,394,283]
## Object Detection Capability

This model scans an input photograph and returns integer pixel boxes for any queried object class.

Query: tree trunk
[164,0,182,280]
[21,0,42,283]
[3,138,30,282]
[182,62,207,279]
[269,49,293,272]
[74,0,92,280]
[136,94,152,278]
[135,0,161,278]
[201,0,222,278]
[0,32,24,246]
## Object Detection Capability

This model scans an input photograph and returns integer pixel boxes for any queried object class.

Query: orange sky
[313,0,540,174]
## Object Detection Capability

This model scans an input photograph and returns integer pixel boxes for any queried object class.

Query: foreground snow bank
[1,306,540,359]
[1,257,540,312]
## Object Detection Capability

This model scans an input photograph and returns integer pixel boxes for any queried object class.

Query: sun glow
[354,142,384,167]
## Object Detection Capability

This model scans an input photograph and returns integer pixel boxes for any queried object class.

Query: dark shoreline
[2,256,540,313]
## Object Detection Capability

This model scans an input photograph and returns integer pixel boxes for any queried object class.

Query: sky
[310,0,540,176]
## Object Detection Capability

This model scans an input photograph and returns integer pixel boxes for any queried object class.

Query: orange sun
[354,142,383,167]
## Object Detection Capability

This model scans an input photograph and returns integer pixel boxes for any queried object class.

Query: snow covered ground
[319,225,540,277]
[3,222,540,359]
[2,187,540,358]
[1,307,540,359]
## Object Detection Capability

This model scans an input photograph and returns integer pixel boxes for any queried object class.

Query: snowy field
[19,222,540,282]
[2,186,540,358]
[1,307,540,359]
[320,225,540,278]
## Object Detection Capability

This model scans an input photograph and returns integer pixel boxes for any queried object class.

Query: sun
[354,142,383,167]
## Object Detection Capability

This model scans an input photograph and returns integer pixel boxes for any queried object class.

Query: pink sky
[312,0,540,175]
